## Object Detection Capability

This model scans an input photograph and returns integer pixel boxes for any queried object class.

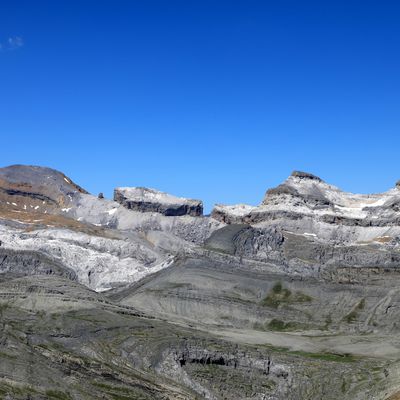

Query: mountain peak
[290,170,323,182]
[114,187,203,216]
[0,164,88,194]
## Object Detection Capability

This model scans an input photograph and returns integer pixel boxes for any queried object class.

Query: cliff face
[114,187,203,216]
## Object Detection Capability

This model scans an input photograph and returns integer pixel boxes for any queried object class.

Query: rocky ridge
[212,170,400,242]
[114,186,203,216]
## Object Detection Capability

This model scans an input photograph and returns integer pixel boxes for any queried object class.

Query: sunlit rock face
[212,170,400,246]
[0,164,88,215]
[114,186,203,216]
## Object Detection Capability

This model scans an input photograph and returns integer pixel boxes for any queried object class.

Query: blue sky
[1,1,400,212]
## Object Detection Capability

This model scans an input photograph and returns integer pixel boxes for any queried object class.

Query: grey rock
[290,170,323,181]
[0,247,77,280]
[114,186,203,216]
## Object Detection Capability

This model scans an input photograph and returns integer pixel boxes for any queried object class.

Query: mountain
[0,165,220,291]
[114,186,203,216]
[0,165,399,399]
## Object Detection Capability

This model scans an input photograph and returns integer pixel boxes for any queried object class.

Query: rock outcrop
[114,187,203,216]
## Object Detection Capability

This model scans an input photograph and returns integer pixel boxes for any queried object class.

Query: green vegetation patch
[254,318,314,332]
[261,282,313,308]
[343,299,365,323]
[0,350,18,360]
[289,350,355,363]
[65,310,109,324]
[262,344,356,363]
[92,381,154,400]
[267,318,310,332]
[0,380,39,398]
[45,390,73,400]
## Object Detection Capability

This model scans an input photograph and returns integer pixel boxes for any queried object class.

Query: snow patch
[116,187,200,206]
[214,203,255,217]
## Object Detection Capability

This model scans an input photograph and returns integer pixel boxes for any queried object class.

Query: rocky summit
[1,164,400,399]
[114,186,203,216]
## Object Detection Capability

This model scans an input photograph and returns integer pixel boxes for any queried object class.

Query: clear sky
[1,1,400,212]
